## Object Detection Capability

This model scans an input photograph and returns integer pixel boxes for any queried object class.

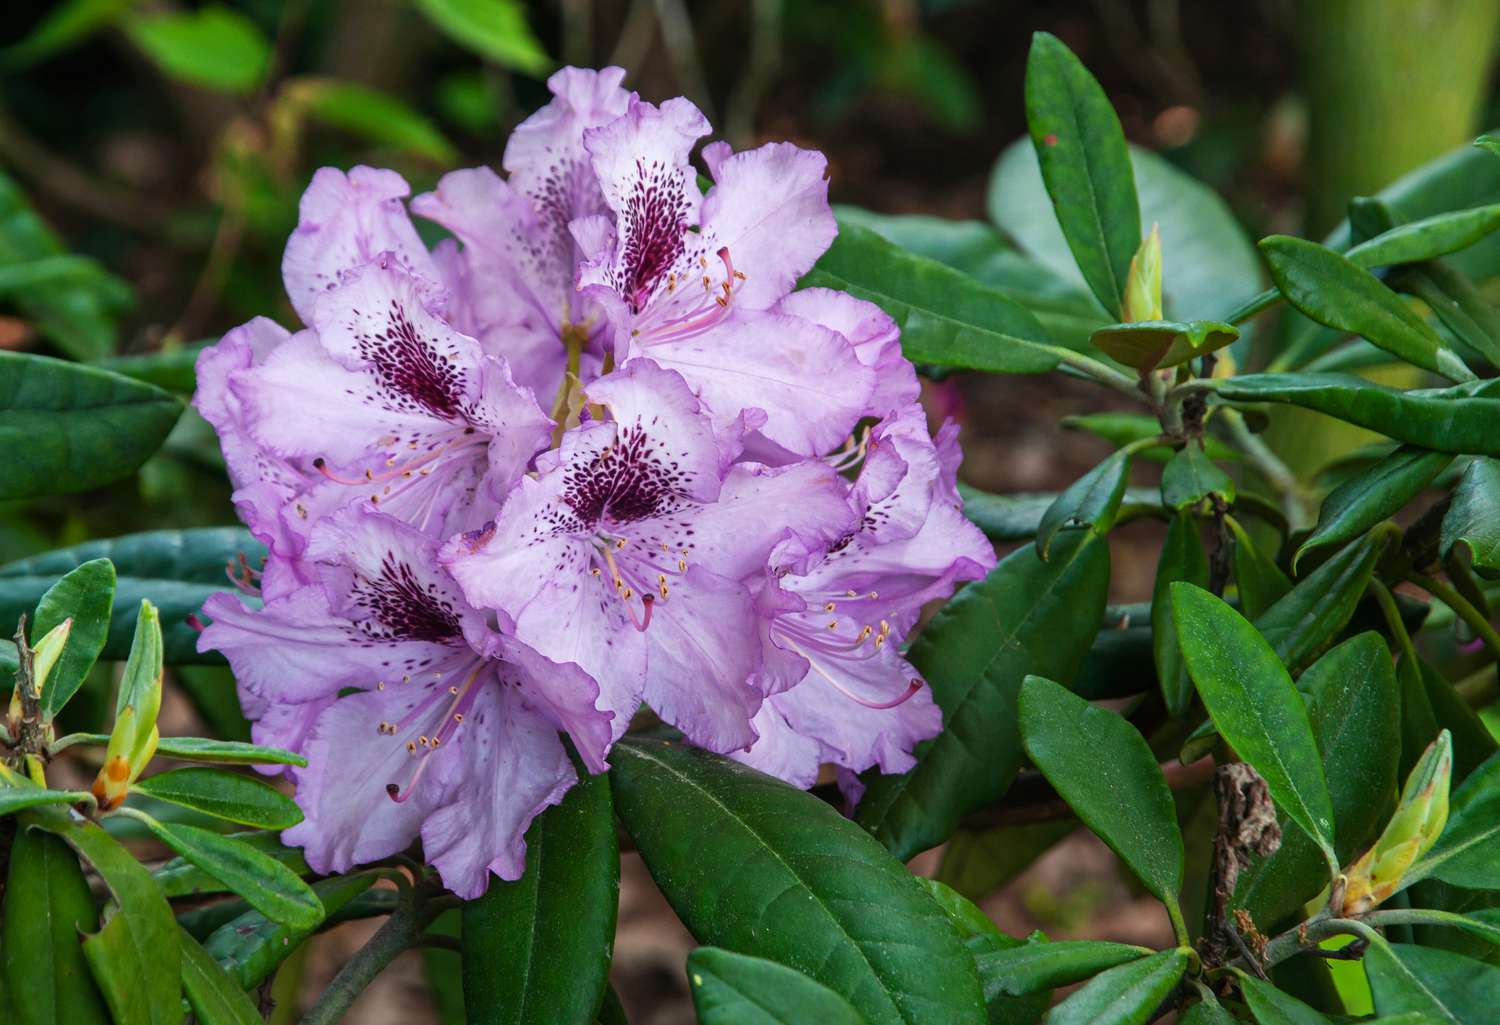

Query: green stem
[299,880,446,1025]
[1043,345,1150,404]
[1218,408,1314,532]
[1166,898,1192,950]
[1370,578,1421,665]
[1408,572,1500,662]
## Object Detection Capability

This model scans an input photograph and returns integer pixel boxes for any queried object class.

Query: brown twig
[1205,764,1281,966]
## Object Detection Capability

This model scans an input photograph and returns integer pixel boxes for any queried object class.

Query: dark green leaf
[1442,458,1500,577]
[0,784,91,815]
[97,342,207,394]
[462,771,617,1025]
[1366,941,1500,1024]
[1023,32,1140,315]
[178,929,261,1025]
[959,485,1159,542]
[1296,447,1452,569]
[63,735,305,767]
[1345,204,1500,270]
[132,767,302,829]
[201,873,376,989]
[1173,584,1336,861]
[0,353,182,500]
[1063,412,1241,462]
[1393,260,1500,370]
[1090,320,1238,371]
[34,558,114,716]
[1418,658,1497,782]
[1259,236,1471,381]
[1037,450,1131,558]
[1019,676,1183,903]
[973,939,1148,998]
[1180,999,1239,1025]
[133,815,322,929]
[1254,531,1386,671]
[858,533,1110,861]
[1161,444,1235,511]
[1409,749,1500,889]
[802,224,1061,375]
[289,78,459,164]
[412,0,550,75]
[154,830,309,898]
[1146,510,1206,714]
[0,528,262,665]
[1043,948,1187,1025]
[1236,633,1400,928]
[3,824,109,1025]
[1227,518,1291,621]
[611,738,986,1025]
[1241,975,1334,1025]
[687,947,867,1025]
[123,5,270,94]
[594,986,628,1025]
[1211,374,1500,456]
[31,813,182,1025]
[914,879,1009,943]
[1,0,134,70]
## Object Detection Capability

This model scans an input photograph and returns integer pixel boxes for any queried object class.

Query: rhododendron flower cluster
[195,66,995,898]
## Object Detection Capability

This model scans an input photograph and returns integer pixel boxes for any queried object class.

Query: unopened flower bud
[1343,730,1452,914]
[1122,223,1163,323]
[30,618,72,697]
[90,601,162,812]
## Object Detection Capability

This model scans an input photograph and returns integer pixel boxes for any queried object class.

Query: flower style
[732,404,996,788]
[442,359,855,753]
[198,507,611,899]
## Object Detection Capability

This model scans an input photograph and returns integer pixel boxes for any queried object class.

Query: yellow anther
[824,602,836,612]
[827,621,839,630]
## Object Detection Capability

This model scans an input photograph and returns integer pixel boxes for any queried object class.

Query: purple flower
[218,254,551,552]
[442,359,855,753]
[198,507,611,898]
[731,405,996,788]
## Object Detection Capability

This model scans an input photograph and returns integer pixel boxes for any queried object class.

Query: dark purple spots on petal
[355,299,467,419]
[350,553,463,643]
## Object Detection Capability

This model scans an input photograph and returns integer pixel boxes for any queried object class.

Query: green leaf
[595,986,628,1025]
[123,6,270,94]
[33,558,114,716]
[1043,948,1187,1025]
[1241,975,1334,1025]
[1227,518,1291,621]
[1180,999,1239,1025]
[1211,374,1500,456]
[1394,260,1500,371]
[1296,448,1452,569]
[132,767,302,829]
[1161,443,1235,511]
[1345,203,1500,270]
[1366,941,1500,1024]
[413,0,550,75]
[1259,236,1472,381]
[959,484,1159,542]
[687,947,867,1025]
[1090,320,1238,372]
[1173,584,1337,862]
[611,738,986,1025]
[1254,531,1386,671]
[178,929,261,1025]
[154,830,309,898]
[98,342,208,394]
[1408,749,1500,889]
[857,533,1110,861]
[1442,457,1500,577]
[3,824,109,1025]
[201,873,376,989]
[0,782,91,816]
[132,815,323,929]
[990,141,1260,335]
[1235,633,1400,928]
[63,735,305,767]
[1019,676,1183,903]
[974,939,1149,998]
[0,528,262,665]
[1023,32,1140,315]
[1,0,134,70]
[288,77,459,164]
[913,879,1008,942]
[1036,450,1131,558]
[802,224,1061,375]
[1063,412,1241,462]
[0,352,182,500]
[462,771,617,1025]
[1418,657,1497,781]
[31,813,182,1025]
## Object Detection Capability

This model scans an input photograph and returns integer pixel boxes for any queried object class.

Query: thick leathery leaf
[1173,584,1336,862]
[1160,443,1234,512]
[857,532,1110,861]
[1019,676,1183,904]
[1255,531,1386,671]
[1227,518,1291,621]
[1036,449,1130,558]
[178,929,261,1025]
[973,940,1148,997]
[462,771,618,1025]
[1241,975,1334,1024]
[611,738,986,1025]
[1366,941,1500,1024]
[1297,448,1452,569]
[1211,374,1500,456]
[132,767,302,828]
[1408,749,1500,890]
[959,485,1159,542]
[0,785,92,815]
[1441,457,1500,577]
[3,824,109,1025]
[1043,948,1187,1025]
[801,224,1060,374]
[1023,32,1140,315]
[154,830,310,898]
[687,948,867,1025]
[1090,320,1237,371]
[202,873,376,989]
[33,558,114,716]
[0,528,263,664]
[0,351,182,500]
